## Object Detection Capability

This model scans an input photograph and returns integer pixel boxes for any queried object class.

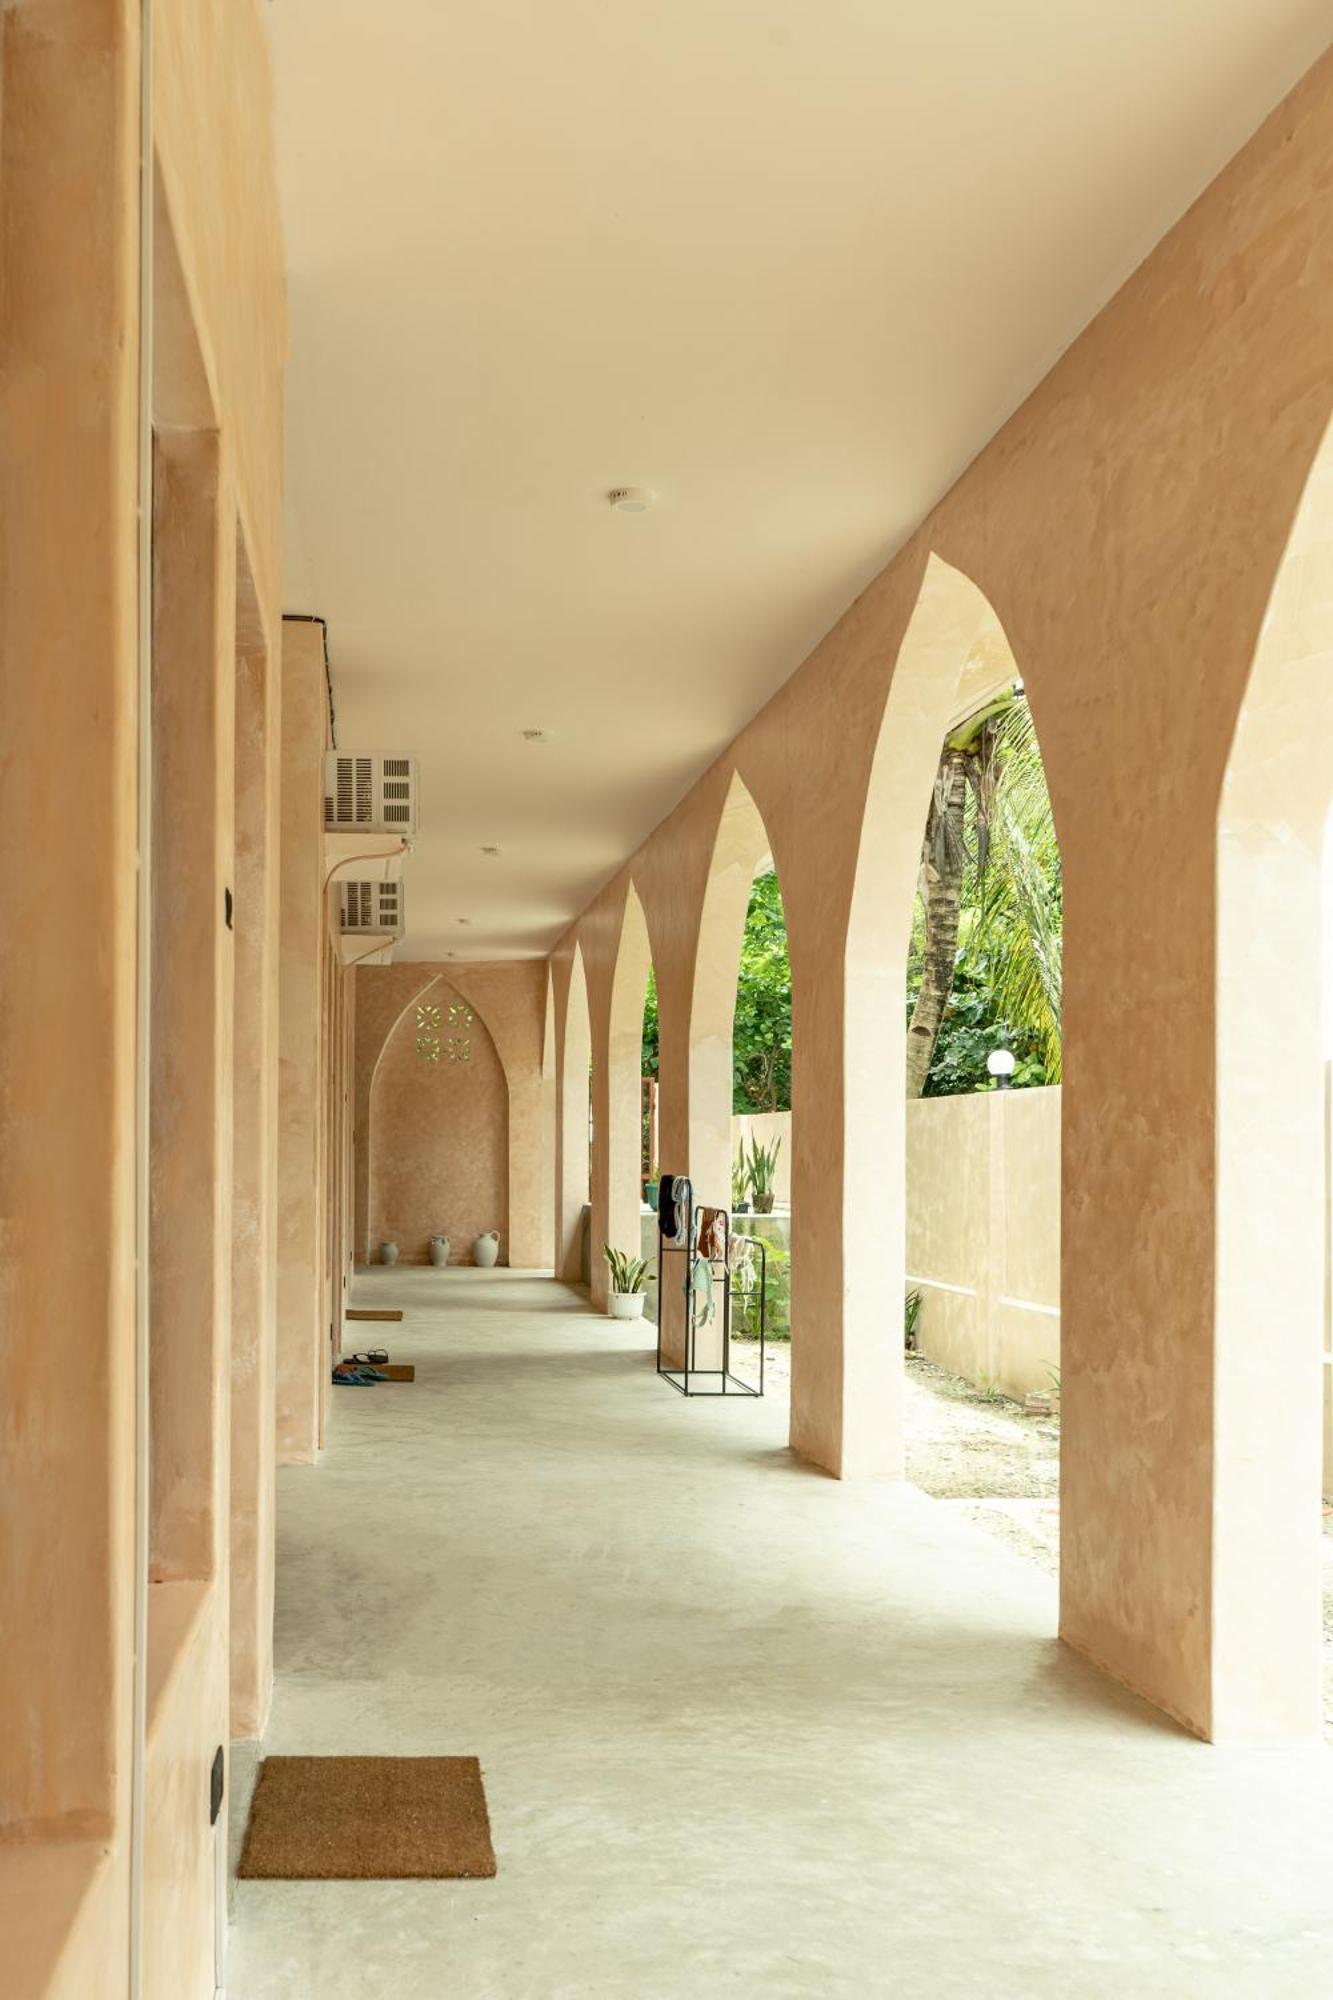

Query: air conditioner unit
[339,879,404,938]
[322,753,419,835]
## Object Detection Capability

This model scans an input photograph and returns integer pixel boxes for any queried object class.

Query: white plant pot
[609,1291,645,1321]
[473,1230,501,1269]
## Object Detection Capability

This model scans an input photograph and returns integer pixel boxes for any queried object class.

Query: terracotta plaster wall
[0,3,140,1931]
[550,54,1333,1739]
[370,983,509,1263]
[906,1088,1061,1400]
[153,0,285,620]
[0,1,285,1991]
[276,617,327,1463]
[354,960,546,1271]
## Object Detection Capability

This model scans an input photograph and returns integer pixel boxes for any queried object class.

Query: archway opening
[678,773,786,1379]
[595,885,655,1309]
[902,678,1064,1572]
[367,977,510,1264]
[540,968,557,1270]
[555,944,592,1285]
[844,553,1062,1484]
[730,864,792,1387]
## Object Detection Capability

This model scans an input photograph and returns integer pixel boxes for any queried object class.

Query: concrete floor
[229,1271,1333,2000]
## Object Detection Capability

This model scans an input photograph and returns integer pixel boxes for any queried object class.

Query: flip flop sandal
[349,1350,389,1366]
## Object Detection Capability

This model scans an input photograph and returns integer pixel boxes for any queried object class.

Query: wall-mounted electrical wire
[284,610,337,749]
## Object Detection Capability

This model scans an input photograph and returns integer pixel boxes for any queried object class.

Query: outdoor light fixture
[608,486,654,513]
[987,1048,1016,1090]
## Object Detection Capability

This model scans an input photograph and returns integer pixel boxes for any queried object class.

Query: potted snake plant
[746,1134,782,1214]
[603,1245,651,1321]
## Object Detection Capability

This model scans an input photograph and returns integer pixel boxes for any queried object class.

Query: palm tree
[906,692,1061,1096]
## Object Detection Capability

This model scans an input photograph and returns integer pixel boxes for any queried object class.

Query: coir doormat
[237,1755,497,1880]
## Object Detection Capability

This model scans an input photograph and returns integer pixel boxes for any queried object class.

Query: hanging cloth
[697,1206,727,1264]
[657,1174,677,1237]
[663,1174,692,1246]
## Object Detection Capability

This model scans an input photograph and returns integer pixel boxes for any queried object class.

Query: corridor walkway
[230,1272,1333,2000]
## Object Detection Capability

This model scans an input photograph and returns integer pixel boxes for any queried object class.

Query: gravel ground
[734,1338,1333,1734]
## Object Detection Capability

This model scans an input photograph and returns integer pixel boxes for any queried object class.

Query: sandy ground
[734,1338,1333,1735]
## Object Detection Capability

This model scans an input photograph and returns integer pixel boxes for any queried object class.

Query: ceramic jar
[472,1230,500,1268]
[429,1234,450,1268]
[379,1240,399,1266]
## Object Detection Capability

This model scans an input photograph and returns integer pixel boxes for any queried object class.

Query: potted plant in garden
[603,1245,650,1320]
[904,1286,922,1352]
[731,1153,750,1215]
[746,1134,781,1214]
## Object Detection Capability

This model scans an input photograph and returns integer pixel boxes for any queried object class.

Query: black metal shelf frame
[655,1177,766,1397]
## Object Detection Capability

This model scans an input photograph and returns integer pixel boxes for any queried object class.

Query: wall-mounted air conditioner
[322,753,419,835]
[339,879,404,938]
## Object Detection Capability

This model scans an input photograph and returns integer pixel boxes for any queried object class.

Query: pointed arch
[554,942,592,1284]
[688,773,776,1208]
[354,969,444,1261]
[368,975,509,1262]
[835,553,1033,1478]
[539,966,557,1270]
[1212,415,1333,1739]
[592,883,654,1307]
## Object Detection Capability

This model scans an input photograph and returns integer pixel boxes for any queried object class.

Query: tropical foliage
[602,1245,650,1294]
[731,1237,791,1341]
[907,693,1061,1097]
[641,870,792,1114]
[639,694,1059,1110]
[745,1133,782,1198]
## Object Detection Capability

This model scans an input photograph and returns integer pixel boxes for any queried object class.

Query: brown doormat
[347,1308,403,1323]
[238,1756,496,1880]
[373,1363,415,1381]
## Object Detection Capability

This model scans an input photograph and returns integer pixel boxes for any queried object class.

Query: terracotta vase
[473,1230,500,1268]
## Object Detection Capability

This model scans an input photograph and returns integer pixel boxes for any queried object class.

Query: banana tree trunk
[906,748,968,1097]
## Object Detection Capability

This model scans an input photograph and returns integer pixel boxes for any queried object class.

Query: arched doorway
[367,976,510,1262]
[594,884,653,1308]
[555,943,591,1285]
[844,554,1052,1478]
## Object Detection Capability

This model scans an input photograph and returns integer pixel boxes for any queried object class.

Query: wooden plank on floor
[346,1308,403,1322]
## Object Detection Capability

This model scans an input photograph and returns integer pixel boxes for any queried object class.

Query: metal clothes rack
[655,1176,766,1397]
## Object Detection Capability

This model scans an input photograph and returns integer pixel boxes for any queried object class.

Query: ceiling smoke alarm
[608,486,653,514]
[521,727,552,743]
[481,845,501,856]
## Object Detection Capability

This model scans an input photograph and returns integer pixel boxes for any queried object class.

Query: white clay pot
[429,1235,450,1268]
[379,1241,399,1267]
[609,1291,646,1321]
[473,1230,500,1269]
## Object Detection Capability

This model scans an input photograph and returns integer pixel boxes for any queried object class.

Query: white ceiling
[273,1,1330,962]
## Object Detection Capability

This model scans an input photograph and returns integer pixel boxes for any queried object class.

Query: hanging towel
[697,1206,727,1263]
[660,1168,688,1240]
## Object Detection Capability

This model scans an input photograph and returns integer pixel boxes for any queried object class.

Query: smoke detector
[521,727,552,743]
[608,486,653,514]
